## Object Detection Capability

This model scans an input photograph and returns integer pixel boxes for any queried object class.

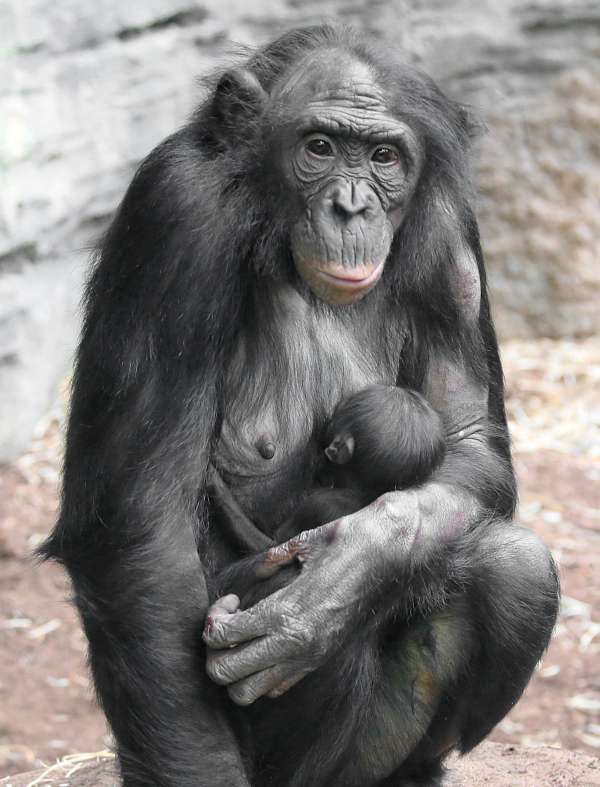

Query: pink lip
[316,263,384,289]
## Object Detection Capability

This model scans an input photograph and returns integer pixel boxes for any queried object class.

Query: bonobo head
[324,385,446,494]
[207,31,440,306]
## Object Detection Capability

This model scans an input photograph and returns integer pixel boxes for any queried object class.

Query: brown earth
[3,743,600,787]
[0,338,599,779]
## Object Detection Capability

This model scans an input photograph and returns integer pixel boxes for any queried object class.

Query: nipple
[256,434,276,460]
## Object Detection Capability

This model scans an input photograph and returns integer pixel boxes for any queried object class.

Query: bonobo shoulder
[99,125,254,299]
[123,129,214,212]
[450,240,481,324]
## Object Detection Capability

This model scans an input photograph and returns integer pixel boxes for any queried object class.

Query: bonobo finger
[253,550,295,579]
[266,670,308,698]
[206,636,278,686]
[227,664,291,706]
[203,594,240,646]
[268,518,342,565]
[210,594,241,619]
[203,601,271,649]
[260,542,304,571]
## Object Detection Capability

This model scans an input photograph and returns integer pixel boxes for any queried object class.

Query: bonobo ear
[325,434,355,466]
[457,104,486,145]
[211,68,268,132]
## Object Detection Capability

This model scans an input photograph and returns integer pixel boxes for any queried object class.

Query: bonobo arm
[203,353,504,704]
[42,131,251,787]
[204,244,517,705]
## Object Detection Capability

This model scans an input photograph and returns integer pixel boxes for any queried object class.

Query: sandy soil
[0,338,598,778]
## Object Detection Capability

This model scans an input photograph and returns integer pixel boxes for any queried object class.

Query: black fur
[40,25,559,787]
[218,384,446,608]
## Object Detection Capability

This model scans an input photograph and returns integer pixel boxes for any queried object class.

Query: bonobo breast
[213,283,404,536]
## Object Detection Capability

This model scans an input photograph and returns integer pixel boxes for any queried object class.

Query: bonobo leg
[60,534,251,787]
[375,522,559,786]
[278,522,558,787]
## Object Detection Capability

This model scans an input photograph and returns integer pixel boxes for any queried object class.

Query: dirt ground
[0,337,599,778]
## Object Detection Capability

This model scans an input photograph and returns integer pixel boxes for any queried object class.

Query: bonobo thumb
[204,594,240,640]
[265,519,340,569]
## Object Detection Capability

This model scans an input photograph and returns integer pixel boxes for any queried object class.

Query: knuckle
[204,617,230,645]
[280,612,314,651]
[286,530,311,553]
[229,683,257,707]
[203,629,221,648]
[378,491,402,516]
[207,657,234,685]
[375,491,415,529]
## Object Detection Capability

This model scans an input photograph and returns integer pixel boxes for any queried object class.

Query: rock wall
[1,0,598,459]
[0,1,226,460]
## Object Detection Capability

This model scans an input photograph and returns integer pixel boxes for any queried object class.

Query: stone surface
[0,0,226,460]
[1,0,599,458]
[2,744,600,786]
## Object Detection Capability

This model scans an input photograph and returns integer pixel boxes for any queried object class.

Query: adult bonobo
[42,25,559,787]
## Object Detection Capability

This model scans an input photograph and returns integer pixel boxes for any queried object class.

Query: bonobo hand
[203,508,394,706]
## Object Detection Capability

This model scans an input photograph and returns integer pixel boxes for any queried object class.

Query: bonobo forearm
[424,355,517,518]
[373,482,477,557]
[363,478,484,617]
[435,427,517,518]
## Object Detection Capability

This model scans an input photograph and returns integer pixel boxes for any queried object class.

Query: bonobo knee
[496,525,556,583]
[474,523,559,611]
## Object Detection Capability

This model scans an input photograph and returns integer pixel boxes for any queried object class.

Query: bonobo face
[275,55,424,305]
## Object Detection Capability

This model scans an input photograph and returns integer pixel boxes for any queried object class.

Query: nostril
[331,182,370,219]
[332,200,356,219]
[332,196,368,219]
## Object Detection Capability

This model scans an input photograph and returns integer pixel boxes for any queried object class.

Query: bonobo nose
[330,181,371,219]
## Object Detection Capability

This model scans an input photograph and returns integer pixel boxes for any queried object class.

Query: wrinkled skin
[278,54,423,305]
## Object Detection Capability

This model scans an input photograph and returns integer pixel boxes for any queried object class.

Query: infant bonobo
[217,385,445,607]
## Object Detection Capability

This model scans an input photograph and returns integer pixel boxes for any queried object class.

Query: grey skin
[203,53,553,755]
[281,53,424,306]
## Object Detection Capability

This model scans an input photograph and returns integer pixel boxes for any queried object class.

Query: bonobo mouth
[316,262,384,292]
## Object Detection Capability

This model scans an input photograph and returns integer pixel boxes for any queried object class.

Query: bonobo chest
[213,284,404,534]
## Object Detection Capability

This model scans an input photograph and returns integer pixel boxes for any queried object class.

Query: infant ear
[325,433,355,465]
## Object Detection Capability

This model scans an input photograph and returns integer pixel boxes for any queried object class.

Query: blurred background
[0,0,599,778]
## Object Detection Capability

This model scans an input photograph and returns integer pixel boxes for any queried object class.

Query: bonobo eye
[371,145,400,165]
[305,136,334,158]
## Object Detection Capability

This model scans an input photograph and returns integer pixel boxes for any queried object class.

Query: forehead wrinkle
[307,79,387,110]
[274,53,421,164]
[298,108,411,142]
